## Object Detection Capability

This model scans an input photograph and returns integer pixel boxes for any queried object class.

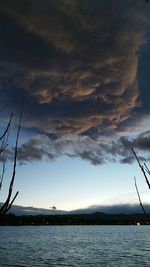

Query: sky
[0,0,150,213]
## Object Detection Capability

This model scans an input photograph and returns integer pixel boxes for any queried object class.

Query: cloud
[5,129,150,166]
[70,203,150,215]
[0,1,150,164]
[2,202,150,216]
[7,135,57,164]
[0,203,66,216]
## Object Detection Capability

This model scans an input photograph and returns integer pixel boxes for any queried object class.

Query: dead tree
[0,110,22,215]
[132,147,150,221]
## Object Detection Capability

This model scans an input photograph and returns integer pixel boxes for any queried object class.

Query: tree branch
[134,177,150,221]
[131,147,150,190]
[0,106,23,214]
[0,113,13,142]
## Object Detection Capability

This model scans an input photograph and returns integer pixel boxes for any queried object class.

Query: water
[0,225,150,267]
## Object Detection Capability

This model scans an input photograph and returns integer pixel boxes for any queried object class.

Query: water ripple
[0,225,150,267]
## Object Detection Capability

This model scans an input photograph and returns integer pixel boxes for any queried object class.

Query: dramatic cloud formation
[0,0,150,164]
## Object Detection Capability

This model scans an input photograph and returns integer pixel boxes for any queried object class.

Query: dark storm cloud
[138,39,150,115]
[0,0,150,164]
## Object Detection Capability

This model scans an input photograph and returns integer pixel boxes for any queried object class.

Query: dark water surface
[0,225,150,266]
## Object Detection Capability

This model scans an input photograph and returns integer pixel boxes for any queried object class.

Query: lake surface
[0,225,150,267]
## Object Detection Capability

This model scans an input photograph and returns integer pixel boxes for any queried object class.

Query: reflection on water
[0,225,150,267]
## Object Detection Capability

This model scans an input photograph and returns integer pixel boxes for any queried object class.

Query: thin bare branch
[144,163,150,176]
[4,191,19,214]
[131,147,150,190]
[0,153,6,191]
[134,177,150,221]
[0,113,13,142]
[0,144,8,154]
[0,113,12,155]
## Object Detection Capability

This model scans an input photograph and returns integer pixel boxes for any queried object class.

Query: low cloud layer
[0,1,150,165]
[2,203,150,216]
[71,203,150,215]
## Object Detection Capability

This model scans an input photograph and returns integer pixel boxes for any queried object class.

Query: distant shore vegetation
[0,212,149,226]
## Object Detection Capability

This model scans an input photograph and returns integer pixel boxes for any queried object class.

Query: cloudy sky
[0,0,150,212]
